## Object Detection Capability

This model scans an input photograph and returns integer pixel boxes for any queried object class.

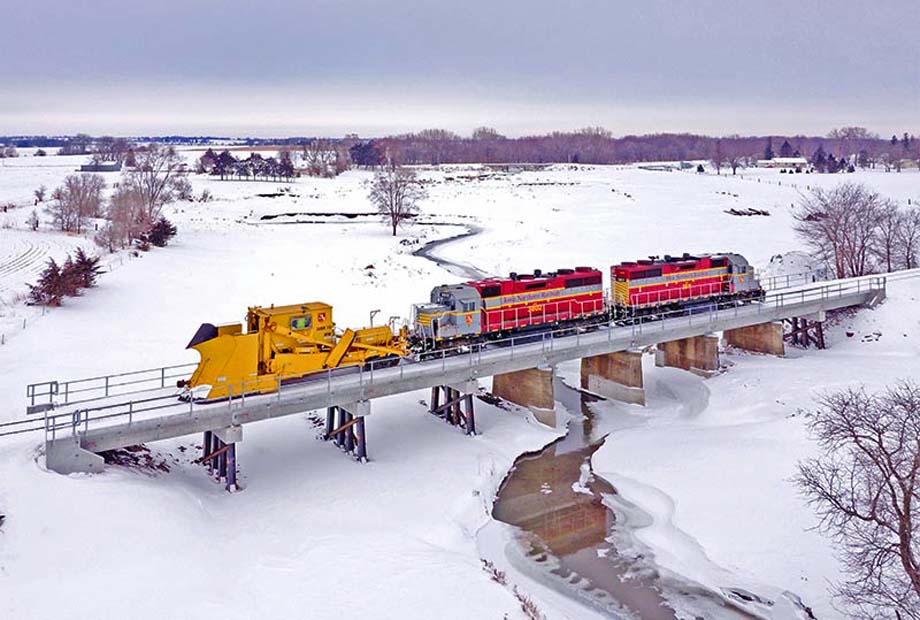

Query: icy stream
[414,226,763,619]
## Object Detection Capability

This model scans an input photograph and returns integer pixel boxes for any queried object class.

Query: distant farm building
[79,161,122,172]
[757,157,808,172]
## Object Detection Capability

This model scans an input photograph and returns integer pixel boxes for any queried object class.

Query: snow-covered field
[0,152,918,619]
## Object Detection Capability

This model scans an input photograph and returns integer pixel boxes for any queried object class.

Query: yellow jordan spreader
[182,302,407,400]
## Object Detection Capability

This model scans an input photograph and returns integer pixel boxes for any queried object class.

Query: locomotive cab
[413,283,482,344]
[723,253,762,294]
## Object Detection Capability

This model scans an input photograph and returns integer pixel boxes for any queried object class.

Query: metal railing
[26,362,197,413]
[4,274,889,447]
[759,269,827,290]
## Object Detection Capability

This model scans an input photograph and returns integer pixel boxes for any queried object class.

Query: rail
[0,274,892,448]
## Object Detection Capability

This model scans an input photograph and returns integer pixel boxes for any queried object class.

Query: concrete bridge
[0,273,900,483]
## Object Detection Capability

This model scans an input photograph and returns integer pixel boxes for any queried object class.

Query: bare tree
[104,183,149,248]
[45,174,105,233]
[471,126,505,141]
[726,150,744,175]
[94,223,121,253]
[710,139,725,175]
[368,165,427,236]
[93,136,135,163]
[898,207,920,269]
[122,144,186,221]
[33,185,47,204]
[795,382,920,620]
[793,183,881,278]
[333,144,351,176]
[873,200,903,272]
[26,209,39,231]
[302,139,337,177]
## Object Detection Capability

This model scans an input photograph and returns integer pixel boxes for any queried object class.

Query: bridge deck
[0,274,897,459]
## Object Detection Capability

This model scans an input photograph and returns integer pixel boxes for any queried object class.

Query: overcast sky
[1,0,917,137]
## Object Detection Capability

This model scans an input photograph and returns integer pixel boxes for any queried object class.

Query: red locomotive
[612,253,762,317]
[414,267,604,344]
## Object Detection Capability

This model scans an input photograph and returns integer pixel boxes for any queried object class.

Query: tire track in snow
[0,231,88,304]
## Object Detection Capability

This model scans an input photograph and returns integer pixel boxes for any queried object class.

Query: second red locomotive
[612,252,763,318]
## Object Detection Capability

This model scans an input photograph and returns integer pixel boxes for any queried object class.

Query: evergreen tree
[197,148,218,174]
[779,139,793,158]
[811,146,827,172]
[763,138,775,160]
[214,150,237,180]
[60,255,83,296]
[350,141,384,167]
[28,258,66,306]
[147,217,177,247]
[891,134,899,146]
[278,152,295,179]
[72,247,102,288]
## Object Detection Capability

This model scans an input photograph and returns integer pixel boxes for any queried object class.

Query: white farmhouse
[757,156,809,171]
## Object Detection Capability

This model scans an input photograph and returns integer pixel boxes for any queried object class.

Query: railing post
[104,376,109,398]
[161,367,166,388]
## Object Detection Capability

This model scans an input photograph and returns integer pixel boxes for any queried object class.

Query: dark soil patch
[100,445,171,474]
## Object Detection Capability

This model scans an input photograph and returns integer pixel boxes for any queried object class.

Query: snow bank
[0,156,918,619]
[588,277,920,619]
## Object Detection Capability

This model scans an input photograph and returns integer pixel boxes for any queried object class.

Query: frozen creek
[415,226,806,620]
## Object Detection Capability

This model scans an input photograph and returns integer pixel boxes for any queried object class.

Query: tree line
[197,149,297,181]
[197,141,352,181]
[351,126,920,170]
[16,127,920,172]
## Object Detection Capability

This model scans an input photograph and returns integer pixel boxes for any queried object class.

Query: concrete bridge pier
[724,321,785,356]
[429,379,478,435]
[45,435,105,475]
[656,334,720,377]
[324,401,370,461]
[491,365,556,426]
[580,350,645,405]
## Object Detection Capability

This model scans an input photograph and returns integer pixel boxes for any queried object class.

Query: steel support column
[429,385,477,435]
